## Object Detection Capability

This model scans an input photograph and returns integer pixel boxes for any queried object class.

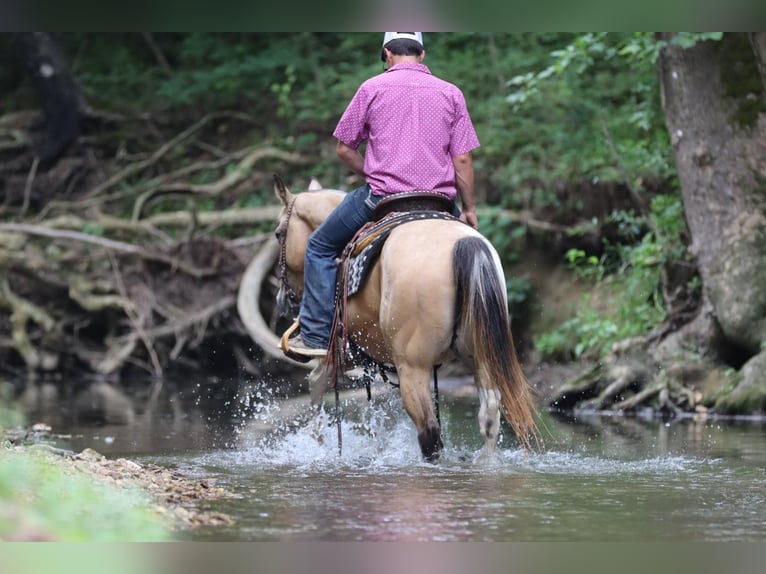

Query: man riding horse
[286,31,481,360]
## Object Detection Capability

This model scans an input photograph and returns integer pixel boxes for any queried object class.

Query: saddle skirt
[343,210,457,297]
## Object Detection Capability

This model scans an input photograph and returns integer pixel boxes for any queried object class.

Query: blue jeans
[299,185,383,348]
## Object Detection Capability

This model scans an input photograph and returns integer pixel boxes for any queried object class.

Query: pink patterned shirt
[333,62,480,199]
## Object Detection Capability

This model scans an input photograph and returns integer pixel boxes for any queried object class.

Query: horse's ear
[308,178,323,191]
[273,173,293,206]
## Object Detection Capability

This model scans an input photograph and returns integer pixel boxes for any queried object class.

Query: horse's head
[273,174,344,318]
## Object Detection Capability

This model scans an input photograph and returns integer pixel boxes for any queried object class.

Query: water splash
[218,391,431,470]
[196,389,711,478]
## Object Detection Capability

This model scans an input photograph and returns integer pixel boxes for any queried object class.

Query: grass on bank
[0,397,172,542]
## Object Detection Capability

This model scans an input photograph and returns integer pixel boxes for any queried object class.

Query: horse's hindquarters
[344,219,478,367]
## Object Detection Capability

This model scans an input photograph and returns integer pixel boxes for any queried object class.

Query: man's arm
[453,152,478,229]
[336,140,365,178]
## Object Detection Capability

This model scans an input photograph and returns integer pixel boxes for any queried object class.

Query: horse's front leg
[475,386,502,464]
[307,362,331,445]
[397,364,443,462]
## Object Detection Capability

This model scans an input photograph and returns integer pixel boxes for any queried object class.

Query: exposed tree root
[546,320,764,417]
[131,146,309,220]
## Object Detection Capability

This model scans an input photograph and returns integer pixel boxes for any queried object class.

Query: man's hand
[453,152,478,229]
[460,208,479,229]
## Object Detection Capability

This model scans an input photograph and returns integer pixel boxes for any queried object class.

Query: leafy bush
[495,32,675,209]
[479,208,531,319]
[536,193,689,360]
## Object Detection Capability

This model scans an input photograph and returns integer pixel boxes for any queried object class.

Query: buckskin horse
[272,175,539,462]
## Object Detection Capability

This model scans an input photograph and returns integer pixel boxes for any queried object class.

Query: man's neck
[389,55,423,66]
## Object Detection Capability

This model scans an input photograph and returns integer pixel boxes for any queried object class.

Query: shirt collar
[386,62,432,75]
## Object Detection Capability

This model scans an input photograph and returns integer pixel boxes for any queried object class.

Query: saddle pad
[345,210,457,297]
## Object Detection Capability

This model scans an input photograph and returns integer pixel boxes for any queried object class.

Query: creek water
[22,377,766,541]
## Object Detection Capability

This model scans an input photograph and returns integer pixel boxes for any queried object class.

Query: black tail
[453,236,539,450]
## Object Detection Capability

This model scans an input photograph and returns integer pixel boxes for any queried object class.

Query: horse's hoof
[424,451,441,464]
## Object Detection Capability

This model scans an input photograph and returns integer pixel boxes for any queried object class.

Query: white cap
[382,32,424,49]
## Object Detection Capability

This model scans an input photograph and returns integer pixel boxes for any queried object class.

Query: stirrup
[280,319,300,354]
[279,320,316,363]
[280,319,309,363]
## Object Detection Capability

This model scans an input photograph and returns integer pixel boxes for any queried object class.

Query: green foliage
[616,32,723,63]
[1,386,170,542]
[2,32,700,198]
[271,64,297,119]
[501,32,718,360]
[2,33,684,224]
[564,248,601,279]
[60,33,375,125]
[0,450,171,541]
[537,193,689,360]
[80,222,105,236]
[537,297,619,359]
[0,32,678,204]
[479,208,525,265]
[668,32,724,49]
[500,32,676,208]
[478,208,531,318]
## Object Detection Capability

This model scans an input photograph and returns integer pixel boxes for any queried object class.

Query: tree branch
[78,111,256,201]
[141,32,173,76]
[0,222,218,277]
[131,146,309,220]
[750,32,766,93]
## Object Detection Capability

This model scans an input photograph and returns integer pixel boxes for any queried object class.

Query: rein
[276,198,302,314]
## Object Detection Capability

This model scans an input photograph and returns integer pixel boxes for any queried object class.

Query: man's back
[333,62,479,199]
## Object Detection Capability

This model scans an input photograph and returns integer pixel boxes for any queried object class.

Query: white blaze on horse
[273,176,540,462]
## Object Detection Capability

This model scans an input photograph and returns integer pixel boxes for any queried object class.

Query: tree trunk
[656,33,766,413]
[14,32,87,168]
[751,32,766,92]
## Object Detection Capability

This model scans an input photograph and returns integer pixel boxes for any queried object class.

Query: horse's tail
[452,236,540,451]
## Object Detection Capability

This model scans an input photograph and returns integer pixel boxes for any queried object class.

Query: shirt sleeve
[333,83,371,150]
[449,88,480,157]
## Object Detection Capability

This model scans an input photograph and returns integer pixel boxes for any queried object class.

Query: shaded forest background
[1,32,764,416]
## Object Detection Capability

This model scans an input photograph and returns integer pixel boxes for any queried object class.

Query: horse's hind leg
[397,364,443,462]
[476,385,502,463]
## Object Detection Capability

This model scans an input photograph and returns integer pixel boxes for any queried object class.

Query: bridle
[276,197,302,315]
